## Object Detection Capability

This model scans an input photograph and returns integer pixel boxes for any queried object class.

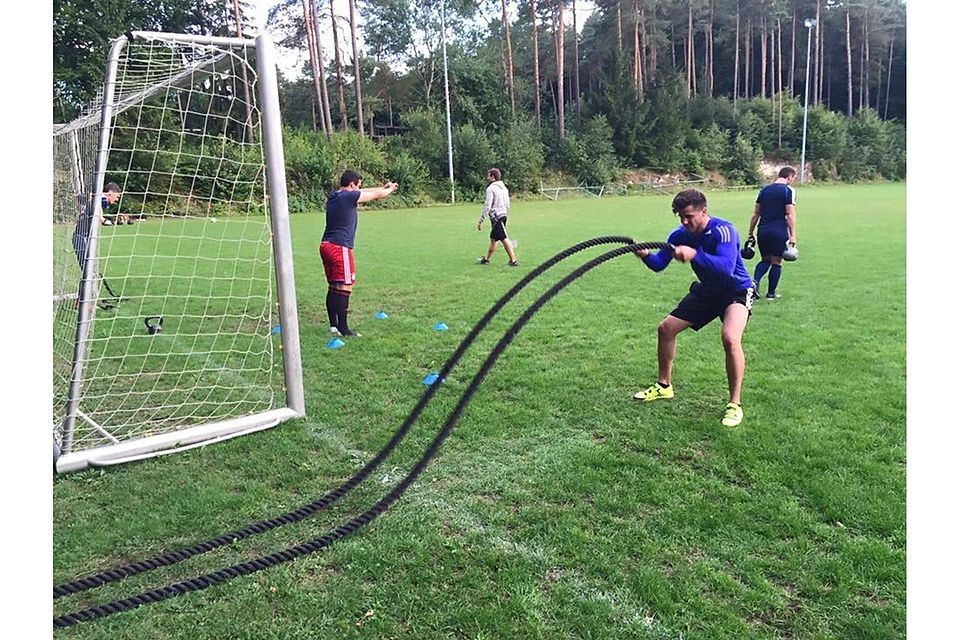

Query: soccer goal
[52,31,304,473]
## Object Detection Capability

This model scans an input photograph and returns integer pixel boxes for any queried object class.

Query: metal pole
[441,1,455,204]
[800,19,816,183]
[257,34,306,417]
[62,35,127,455]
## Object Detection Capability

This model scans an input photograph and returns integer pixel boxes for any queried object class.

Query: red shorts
[319,241,356,285]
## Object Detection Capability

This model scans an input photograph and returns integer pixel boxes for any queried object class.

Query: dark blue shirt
[755,182,796,228]
[322,189,362,248]
[642,217,753,294]
[72,194,111,266]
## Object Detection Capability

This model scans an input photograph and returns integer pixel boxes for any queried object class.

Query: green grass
[53,183,906,639]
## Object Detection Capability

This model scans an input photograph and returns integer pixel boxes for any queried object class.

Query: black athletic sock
[334,291,351,334]
[768,264,783,295]
[325,289,339,328]
[658,381,670,388]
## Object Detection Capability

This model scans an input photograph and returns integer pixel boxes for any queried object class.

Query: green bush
[839,108,901,182]
[283,128,336,209]
[723,133,762,185]
[692,123,729,172]
[490,120,545,194]
[453,123,496,197]
[399,109,447,181]
[328,130,389,183]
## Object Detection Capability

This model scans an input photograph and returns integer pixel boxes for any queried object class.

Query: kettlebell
[145,315,164,335]
[740,236,756,260]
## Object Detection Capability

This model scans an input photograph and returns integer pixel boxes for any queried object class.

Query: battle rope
[54,236,638,600]
[54,241,668,629]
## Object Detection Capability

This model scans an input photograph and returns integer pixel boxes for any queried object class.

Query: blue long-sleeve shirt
[642,216,753,294]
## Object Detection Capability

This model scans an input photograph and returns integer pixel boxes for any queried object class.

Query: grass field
[52,183,906,639]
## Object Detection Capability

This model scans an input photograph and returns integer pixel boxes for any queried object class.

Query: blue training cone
[433,322,449,331]
[327,337,346,349]
[422,372,444,386]
[271,324,282,334]
[374,311,389,320]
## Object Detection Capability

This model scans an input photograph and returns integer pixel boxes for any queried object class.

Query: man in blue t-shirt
[634,189,755,427]
[319,169,398,338]
[746,166,798,299]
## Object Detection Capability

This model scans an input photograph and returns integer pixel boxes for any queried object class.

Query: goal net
[53,32,304,473]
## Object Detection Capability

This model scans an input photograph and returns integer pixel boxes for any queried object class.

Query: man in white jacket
[477,167,519,266]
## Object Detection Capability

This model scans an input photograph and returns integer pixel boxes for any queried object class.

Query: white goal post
[53,31,305,473]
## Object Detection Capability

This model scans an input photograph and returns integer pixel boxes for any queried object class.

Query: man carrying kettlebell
[746,166,798,300]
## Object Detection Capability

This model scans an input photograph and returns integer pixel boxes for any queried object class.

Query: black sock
[334,291,351,334]
[658,381,670,388]
[325,289,339,328]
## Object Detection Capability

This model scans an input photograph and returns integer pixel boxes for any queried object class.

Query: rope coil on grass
[54,240,669,629]
[54,235,638,600]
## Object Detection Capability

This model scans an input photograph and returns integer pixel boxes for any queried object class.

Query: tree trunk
[617,0,623,53]
[301,0,325,136]
[329,0,348,131]
[744,17,751,99]
[813,0,821,104]
[777,18,783,147]
[313,0,333,137]
[573,0,581,125]
[633,0,641,99]
[707,0,714,96]
[501,0,516,117]
[733,1,739,109]
[759,16,766,99]
[769,23,775,101]
[884,35,894,119]
[309,0,333,139]
[818,0,826,105]
[670,22,677,69]
[846,9,853,116]
[348,0,364,136]
[648,4,657,78]
[789,9,796,97]
[553,0,565,139]
[531,0,541,129]
[233,0,255,142]
[688,2,694,97]
[638,5,647,100]
[863,8,870,109]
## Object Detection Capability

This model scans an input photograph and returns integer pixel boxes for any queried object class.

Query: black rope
[54,236,638,600]
[54,241,668,629]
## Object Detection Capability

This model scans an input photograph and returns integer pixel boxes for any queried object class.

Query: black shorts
[757,225,789,257]
[489,216,508,242]
[670,282,754,331]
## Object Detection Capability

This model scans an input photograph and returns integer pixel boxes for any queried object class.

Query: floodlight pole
[800,18,817,183]
[441,1,455,204]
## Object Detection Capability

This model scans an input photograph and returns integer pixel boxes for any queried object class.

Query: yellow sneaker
[721,402,744,427]
[634,383,674,402]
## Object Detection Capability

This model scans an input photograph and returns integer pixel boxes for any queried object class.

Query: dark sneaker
[765,293,780,300]
[341,329,362,337]
[508,260,519,267]
[478,257,490,265]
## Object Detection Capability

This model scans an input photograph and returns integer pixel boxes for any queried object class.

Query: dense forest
[54,0,906,205]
